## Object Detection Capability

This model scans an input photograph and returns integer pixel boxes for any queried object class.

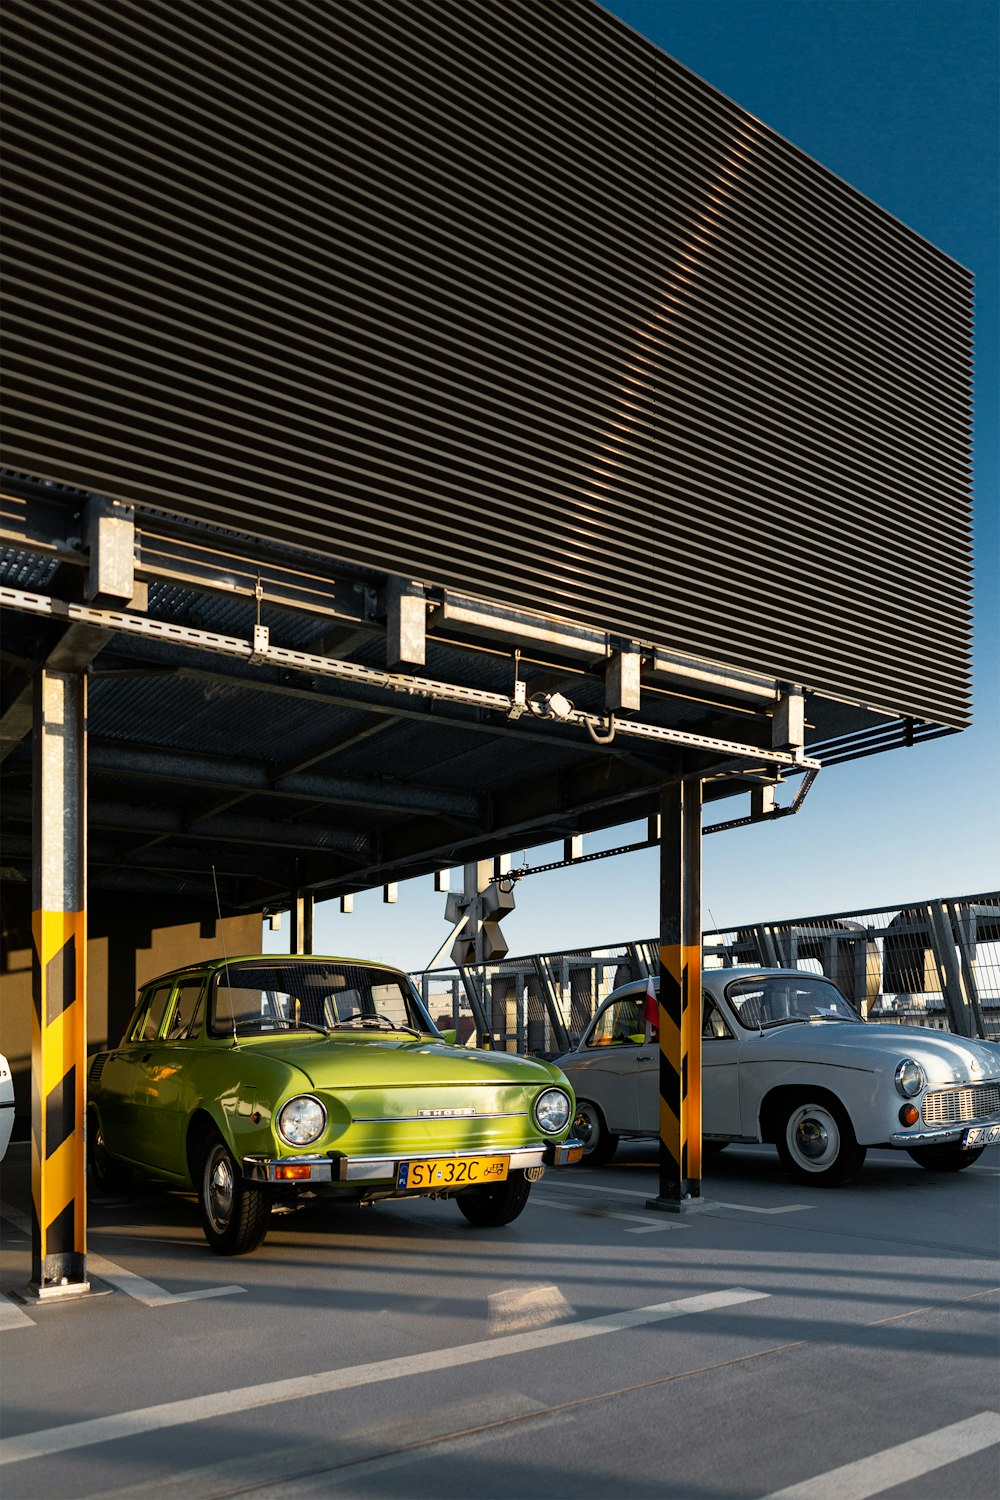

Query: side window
[166,977,207,1040]
[702,997,733,1040]
[587,997,645,1047]
[131,984,174,1042]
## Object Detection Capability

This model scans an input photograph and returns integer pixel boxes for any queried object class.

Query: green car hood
[246,1034,561,1091]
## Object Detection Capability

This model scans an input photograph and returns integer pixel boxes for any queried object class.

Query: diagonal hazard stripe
[659,1049,681,1113]
[659,1096,681,1158]
[45,1065,76,1159]
[45,933,77,1026]
[659,943,683,985]
[658,1011,682,1066]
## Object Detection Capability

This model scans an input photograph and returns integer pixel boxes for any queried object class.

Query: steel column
[291,890,314,955]
[950,902,988,1039]
[648,779,704,1213]
[31,668,89,1295]
[531,956,570,1055]
[926,901,975,1037]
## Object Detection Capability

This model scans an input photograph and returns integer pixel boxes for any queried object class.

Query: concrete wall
[0,886,261,1136]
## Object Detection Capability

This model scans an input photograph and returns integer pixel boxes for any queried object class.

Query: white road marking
[84,1252,246,1307]
[0,1295,34,1332]
[714,1202,812,1215]
[761,1410,1000,1499]
[487,1283,573,1333]
[0,1287,769,1466]
[547,1181,812,1213]
[0,1204,244,1308]
[531,1193,690,1231]
[92,1393,551,1500]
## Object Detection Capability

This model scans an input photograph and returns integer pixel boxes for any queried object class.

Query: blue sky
[269,0,998,970]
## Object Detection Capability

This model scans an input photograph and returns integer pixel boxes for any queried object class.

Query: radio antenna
[211,865,238,1047]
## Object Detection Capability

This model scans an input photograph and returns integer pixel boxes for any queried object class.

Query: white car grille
[922,1083,1000,1125]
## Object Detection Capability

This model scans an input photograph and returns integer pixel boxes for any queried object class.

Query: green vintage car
[87,955,581,1254]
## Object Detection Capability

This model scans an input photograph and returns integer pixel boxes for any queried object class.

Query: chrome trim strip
[350,1111,528,1124]
[243,1138,583,1184]
[889,1128,962,1146]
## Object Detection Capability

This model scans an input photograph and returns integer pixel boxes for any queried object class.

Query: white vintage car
[0,1052,13,1162]
[555,968,1000,1185]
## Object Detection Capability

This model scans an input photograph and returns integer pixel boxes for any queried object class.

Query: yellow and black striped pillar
[648,778,703,1212]
[31,669,89,1294]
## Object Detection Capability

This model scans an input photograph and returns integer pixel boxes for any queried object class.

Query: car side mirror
[438,1028,458,1045]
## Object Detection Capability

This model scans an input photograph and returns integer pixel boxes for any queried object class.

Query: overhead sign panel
[0,0,972,728]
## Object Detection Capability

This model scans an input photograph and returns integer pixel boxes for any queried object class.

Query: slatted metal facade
[1,0,972,727]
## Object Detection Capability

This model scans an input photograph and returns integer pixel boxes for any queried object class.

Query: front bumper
[889,1118,1000,1148]
[244,1137,584,1185]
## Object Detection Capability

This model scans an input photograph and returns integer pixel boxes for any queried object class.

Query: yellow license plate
[396,1155,509,1190]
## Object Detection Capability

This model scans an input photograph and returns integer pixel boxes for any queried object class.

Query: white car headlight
[277,1095,327,1146]
[534,1087,572,1134]
[894,1060,926,1098]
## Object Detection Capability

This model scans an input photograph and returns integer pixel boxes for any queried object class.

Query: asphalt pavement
[1,1138,998,1500]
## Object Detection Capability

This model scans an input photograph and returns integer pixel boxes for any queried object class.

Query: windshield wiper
[330,1017,423,1038]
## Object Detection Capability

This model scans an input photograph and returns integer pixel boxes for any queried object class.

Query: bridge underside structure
[3,474,918,921]
[0,474,958,1288]
[0,0,972,1294]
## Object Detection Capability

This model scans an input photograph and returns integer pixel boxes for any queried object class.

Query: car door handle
[141,1052,152,1062]
[637,1053,654,1061]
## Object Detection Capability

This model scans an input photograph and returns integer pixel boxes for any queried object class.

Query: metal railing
[412,891,1000,1054]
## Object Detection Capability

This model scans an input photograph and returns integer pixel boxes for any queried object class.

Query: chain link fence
[412,891,1000,1055]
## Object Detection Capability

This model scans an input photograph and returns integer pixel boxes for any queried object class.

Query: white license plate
[963,1122,1000,1148]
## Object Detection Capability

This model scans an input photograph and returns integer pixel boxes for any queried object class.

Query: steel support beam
[31,668,89,1296]
[86,742,480,820]
[648,779,704,1215]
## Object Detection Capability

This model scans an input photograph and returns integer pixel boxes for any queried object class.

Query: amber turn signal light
[275,1163,312,1180]
[898,1104,920,1126]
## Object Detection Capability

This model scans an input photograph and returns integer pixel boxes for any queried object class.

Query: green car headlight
[894,1059,925,1098]
[277,1095,327,1146]
[534,1087,572,1134]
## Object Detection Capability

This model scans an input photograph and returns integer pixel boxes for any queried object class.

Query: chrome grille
[923,1084,1000,1125]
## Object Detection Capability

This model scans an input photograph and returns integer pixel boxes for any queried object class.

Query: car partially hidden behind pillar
[87,955,582,1254]
[556,968,1000,1184]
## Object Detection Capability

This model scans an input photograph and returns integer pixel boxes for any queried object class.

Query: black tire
[572,1100,619,1166]
[775,1093,867,1186]
[455,1169,532,1227]
[198,1129,270,1255]
[87,1111,132,1192]
[906,1144,985,1172]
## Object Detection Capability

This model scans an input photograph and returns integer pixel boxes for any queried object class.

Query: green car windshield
[209,960,434,1038]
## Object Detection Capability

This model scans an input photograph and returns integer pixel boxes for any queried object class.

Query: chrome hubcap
[795,1118,829,1159]
[574,1107,596,1146]
[207,1149,234,1229]
[789,1107,838,1168]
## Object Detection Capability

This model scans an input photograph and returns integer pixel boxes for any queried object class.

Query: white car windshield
[725,975,859,1030]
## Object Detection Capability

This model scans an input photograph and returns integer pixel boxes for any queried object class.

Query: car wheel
[905,1144,985,1172]
[775,1094,866,1186]
[87,1111,132,1192]
[198,1129,270,1255]
[455,1169,532,1227]
[572,1100,619,1166]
